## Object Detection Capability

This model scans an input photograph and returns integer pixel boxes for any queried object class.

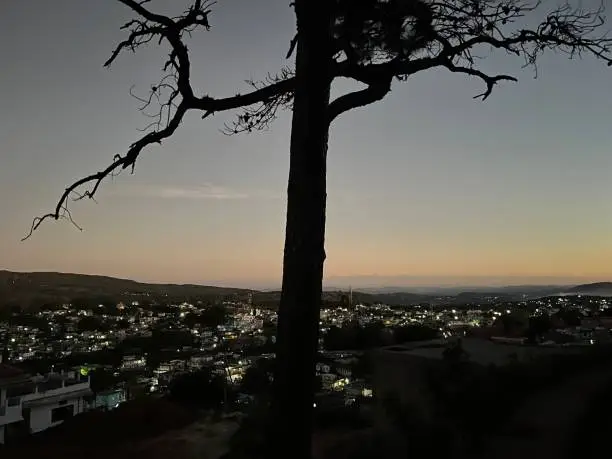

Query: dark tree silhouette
[168,368,229,410]
[23,1,612,457]
[526,313,553,342]
[90,368,119,395]
[350,355,372,380]
[442,338,469,365]
[497,311,528,335]
[394,323,440,343]
[77,316,109,332]
[556,308,583,327]
[240,360,274,396]
[199,304,228,328]
[323,321,390,350]
[116,318,130,329]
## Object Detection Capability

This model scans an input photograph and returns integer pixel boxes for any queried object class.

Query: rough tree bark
[271,1,333,458]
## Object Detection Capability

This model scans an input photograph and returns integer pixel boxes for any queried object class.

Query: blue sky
[2,0,612,288]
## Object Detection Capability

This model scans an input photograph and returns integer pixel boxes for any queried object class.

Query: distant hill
[253,289,434,308]
[329,285,576,304]
[0,270,435,310]
[0,270,251,309]
[358,284,570,296]
[563,282,612,297]
[2,270,607,310]
[341,290,432,305]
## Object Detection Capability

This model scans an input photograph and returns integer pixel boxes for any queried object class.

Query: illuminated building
[0,364,91,444]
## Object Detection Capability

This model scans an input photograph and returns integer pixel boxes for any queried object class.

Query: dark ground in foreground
[472,364,612,459]
[4,364,612,459]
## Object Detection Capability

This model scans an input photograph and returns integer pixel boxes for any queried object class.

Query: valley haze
[3,271,612,309]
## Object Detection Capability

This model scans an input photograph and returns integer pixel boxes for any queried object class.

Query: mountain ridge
[0,270,252,308]
[564,282,612,296]
[0,270,609,308]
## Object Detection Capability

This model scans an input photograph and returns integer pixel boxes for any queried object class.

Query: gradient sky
[2,0,612,288]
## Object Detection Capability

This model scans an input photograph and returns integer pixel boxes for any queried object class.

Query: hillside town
[2,290,612,446]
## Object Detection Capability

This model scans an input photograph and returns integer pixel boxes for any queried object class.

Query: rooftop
[0,364,25,380]
[0,363,34,386]
[378,337,579,366]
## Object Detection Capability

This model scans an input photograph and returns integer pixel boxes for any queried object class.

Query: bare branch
[327,77,392,123]
[26,0,296,240]
[28,0,612,239]
[129,72,181,133]
[23,102,190,241]
[332,0,612,106]
[221,68,295,134]
[286,34,299,59]
[440,61,517,100]
[116,0,173,27]
[104,23,163,68]
[194,75,294,114]
[105,0,216,102]
[27,69,295,239]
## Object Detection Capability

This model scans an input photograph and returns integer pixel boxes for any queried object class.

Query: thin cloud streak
[156,184,249,200]
[110,183,279,201]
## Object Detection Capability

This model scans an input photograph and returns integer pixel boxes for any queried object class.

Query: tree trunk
[271,2,333,458]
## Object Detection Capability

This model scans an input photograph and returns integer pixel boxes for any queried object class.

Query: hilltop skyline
[2,0,612,285]
[1,268,611,292]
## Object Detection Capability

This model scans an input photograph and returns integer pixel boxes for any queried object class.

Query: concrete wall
[23,380,89,403]
[0,387,24,427]
[29,398,86,433]
[0,403,23,426]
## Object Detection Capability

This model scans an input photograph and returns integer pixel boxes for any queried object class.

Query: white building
[120,355,146,370]
[0,364,30,444]
[0,364,92,444]
[189,354,213,370]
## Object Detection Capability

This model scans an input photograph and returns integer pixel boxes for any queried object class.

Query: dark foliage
[323,321,438,350]
[556,308,583,327]
[313,402,368,430]
[332,0,435,64]
[324,321,387,350]
[168,368,230,410]
[240,359,275,395]
[394,323,439,343]
[89,368,120,394]
[566,372,612,458]
[422,344,612,455]
[198,304,228,328]
[77,316,109,332]
[526,314,553,342]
